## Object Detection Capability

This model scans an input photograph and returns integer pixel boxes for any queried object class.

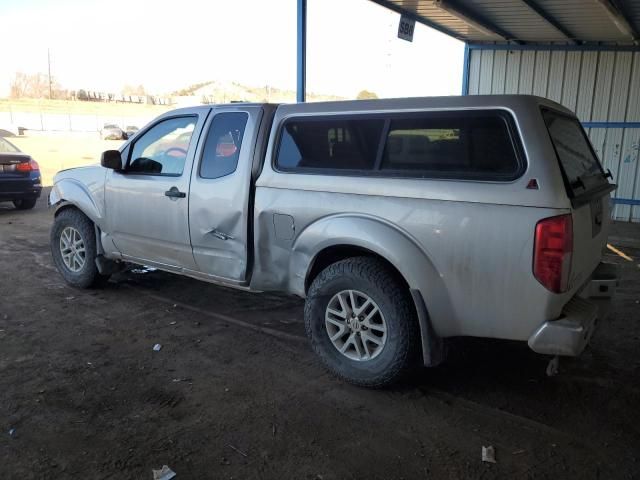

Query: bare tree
[10,72,30,98]
[10,72,64,99]
[122,84,147,96]
[356,90,379,100]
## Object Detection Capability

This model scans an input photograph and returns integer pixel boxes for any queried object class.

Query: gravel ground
[1,191,639,479]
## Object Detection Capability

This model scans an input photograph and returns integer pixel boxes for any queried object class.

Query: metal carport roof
[296,1,640,101]
[367,0,640,45]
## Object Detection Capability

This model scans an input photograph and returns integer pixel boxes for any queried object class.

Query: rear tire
[305,257,420,387]
[13,198,37,210]
[50,208,110,288]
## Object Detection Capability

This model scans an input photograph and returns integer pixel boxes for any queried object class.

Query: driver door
[105,110,209,270]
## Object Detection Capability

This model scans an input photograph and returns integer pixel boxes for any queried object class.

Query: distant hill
[172,80,345,103]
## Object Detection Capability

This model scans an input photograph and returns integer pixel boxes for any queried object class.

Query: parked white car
[0,123,25,137]
[101,124,125,140]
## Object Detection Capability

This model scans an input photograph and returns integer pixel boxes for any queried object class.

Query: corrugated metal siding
[628,53,640,222]
[504,50,521,94]
[547,51,565,103]
[491,50,507,94]
[561,52,581,111]
[468,48,640,222]
[519,51,535,94]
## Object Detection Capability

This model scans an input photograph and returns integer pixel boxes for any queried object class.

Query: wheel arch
[49,178,104,228]
[50,186,111,266]
[293,214,451,366]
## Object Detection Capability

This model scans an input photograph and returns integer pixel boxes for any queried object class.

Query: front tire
[305,257,419,387]
[50,208,109,288]
[13,198,37,210]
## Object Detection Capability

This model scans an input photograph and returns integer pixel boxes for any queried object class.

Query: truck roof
[165,95,574,120]
[275,94,573,117]
[164,103,279,116]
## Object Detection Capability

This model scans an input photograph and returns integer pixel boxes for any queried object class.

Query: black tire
[13,197,37,210]
[305,257,420,387]
[50,208,110,288]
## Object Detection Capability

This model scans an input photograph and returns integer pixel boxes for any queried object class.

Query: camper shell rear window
[541,108,613,201]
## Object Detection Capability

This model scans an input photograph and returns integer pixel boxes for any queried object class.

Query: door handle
[165,187,186,198]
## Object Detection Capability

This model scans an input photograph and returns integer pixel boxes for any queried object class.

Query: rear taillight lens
[533,214,573,293]
[15,159,39,172]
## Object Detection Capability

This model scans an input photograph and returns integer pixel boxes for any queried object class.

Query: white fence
[0,110,155,133]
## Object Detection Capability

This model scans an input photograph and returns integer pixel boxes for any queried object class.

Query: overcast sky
[0,0,464,98]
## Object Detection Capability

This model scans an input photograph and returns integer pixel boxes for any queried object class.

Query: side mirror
[101,150,123,170]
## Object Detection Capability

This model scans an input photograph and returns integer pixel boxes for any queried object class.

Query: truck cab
[52,104,275,288]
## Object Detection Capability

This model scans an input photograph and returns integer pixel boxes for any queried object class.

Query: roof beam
[467,43,640,52]
[368,0,466,41]
[434,0,524,44]
[520,0,580,44]
[594,0,639,44]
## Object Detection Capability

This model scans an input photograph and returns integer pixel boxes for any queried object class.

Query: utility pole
[47,48,52,100]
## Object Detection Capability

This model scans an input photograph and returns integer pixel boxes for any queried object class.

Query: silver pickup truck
[49,95,618,387]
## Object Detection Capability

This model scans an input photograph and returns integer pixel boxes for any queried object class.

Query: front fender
[289,214,455,337]
[49,178,104,228]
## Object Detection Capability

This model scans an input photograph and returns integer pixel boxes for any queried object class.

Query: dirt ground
[1,192,639,479]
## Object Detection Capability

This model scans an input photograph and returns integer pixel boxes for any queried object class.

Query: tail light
[15,159,40,172]
[533,214,573,293]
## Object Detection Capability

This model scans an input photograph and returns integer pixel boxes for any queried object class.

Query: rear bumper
[528,262,618,356]
[0,175,42,201]
[0,187,42,201]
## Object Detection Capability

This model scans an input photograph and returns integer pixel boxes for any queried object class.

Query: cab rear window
[541,109,608,198]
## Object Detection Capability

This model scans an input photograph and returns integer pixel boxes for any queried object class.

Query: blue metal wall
[464,45,640,222]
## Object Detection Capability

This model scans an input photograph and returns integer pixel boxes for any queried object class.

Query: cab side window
[128,116,196,175]
[199,112,248,179]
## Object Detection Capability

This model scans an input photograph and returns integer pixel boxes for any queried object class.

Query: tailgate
[540,108,616,290]
[571,194,610,290]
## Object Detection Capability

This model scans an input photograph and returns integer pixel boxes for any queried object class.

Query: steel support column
[297,0,307,103]
[461,43,470,95]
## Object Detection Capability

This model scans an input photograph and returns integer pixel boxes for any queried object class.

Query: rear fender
[290,214,454,339]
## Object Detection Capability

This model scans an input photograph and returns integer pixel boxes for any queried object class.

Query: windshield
[542,108,608,197]
[0,137,20,153]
